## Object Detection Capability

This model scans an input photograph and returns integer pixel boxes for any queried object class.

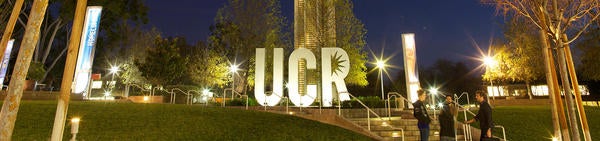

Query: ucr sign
[255,47,351,107]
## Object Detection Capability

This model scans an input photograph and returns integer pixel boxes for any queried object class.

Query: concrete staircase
[342,108,466,141]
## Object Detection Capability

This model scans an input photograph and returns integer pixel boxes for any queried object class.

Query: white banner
[0,39,15,86]
[402,33,420,104]
[73,6,102,95]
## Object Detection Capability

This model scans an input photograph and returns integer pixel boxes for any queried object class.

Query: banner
[402,33,420,104]
[0,39,15,86]
[73,6,102,95]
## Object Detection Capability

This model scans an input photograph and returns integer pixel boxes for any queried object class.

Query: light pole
[377,61,386,100]
[230,64,238,100]
[109,66,119,92]
[483,56,497,101]
[429,87,438,119]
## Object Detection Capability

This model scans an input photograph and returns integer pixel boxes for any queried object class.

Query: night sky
[144,0,503,74]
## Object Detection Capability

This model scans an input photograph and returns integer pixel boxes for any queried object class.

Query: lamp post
[377,61,386,100]
[229,64,238,100]
[109,66,119,92]
[429,88,438,119]
[483,56,497,101]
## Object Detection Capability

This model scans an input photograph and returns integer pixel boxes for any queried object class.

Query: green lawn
[458,105,600,141]
[8,101,373,141]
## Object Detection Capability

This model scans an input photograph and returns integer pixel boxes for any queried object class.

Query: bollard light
[71,118,80,134]
[70,117,80,141]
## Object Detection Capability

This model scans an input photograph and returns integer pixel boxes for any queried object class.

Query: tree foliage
[501,17,545,84]
[576,26,600,81]
[209,0,290,93]
[421,59,481,95]
[334,0,369,86]
[186,42,229,88]
[135,37,188,86]
[112,26,161,85]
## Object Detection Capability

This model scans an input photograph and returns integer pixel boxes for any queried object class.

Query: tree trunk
[525,80,532,100]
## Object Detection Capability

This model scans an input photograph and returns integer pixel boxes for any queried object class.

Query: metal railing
[456,100,507,141]
[339,92,405,141]
[221,88,248,109]
[263,91,288,113]
[386,92,412,120]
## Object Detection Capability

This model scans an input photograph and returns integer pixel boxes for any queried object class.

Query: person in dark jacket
[439,95,458,141]
[413,89,431,141]
[467,90,494,141]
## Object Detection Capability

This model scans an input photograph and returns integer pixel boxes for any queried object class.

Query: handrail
[187,90,206,106]
[494,125,506,141]
[457,102,506,141]
[263,91,288,113]
[455,92,471,106]
[170,88,193,105]
[386,92,412,120]
[341,92,405,141]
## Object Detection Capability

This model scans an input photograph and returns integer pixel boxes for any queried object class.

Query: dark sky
[144,0,503,73]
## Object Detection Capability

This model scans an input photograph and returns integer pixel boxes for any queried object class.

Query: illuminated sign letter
[321,48,350,106]
[255,48,284,106]
[288,48,317,107]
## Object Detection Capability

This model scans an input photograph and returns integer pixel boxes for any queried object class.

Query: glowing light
[392,132,400,137]
[551,137,558,141]
[104,91,111,97]
[376,61,385,69]
[429,87,438,95]
[381,121,389,127]
[438,103,444,108]
[109,66,119,74]
[230,64,238,73]
[289,112,294,115]
[143,96,149,101]
[483,56,497,67]
[71,118,80,123]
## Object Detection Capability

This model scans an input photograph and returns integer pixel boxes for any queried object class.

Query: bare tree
[484,0,599,140]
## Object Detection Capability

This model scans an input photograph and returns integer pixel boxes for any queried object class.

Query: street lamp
[229,64,238,100]
[377,60,386,100]
[108,66,119,91]
[483,56,497,101]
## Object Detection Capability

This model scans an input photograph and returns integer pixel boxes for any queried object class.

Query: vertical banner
[402,33,420,105]
[72,6,102,95]
[0,39,15,86]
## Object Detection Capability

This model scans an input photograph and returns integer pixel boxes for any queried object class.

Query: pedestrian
[466,90,494,141]
[413,89,431,141]
[439,94,458,141]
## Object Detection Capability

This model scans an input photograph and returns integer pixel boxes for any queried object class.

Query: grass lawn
[7,101,373,141]
[458,105,600,141]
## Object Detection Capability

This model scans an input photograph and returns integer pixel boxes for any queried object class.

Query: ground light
[70,117,80,141]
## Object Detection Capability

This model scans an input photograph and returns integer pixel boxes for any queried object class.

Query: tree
[501,17,546,99]
[576,26,600,81]
[8,0,148,85]
[421,59,482,97]
[303,0,369,86]
[334,0,368,86]
[135,37,188,86]
[112,26,161,85]
[186,42,229,88]
[209,0,290,94]
[485,0,600,140]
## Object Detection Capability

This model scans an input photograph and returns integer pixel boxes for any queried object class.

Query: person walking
[413,89,431,141]
[467,90,494,141]
[439,94,458,141]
